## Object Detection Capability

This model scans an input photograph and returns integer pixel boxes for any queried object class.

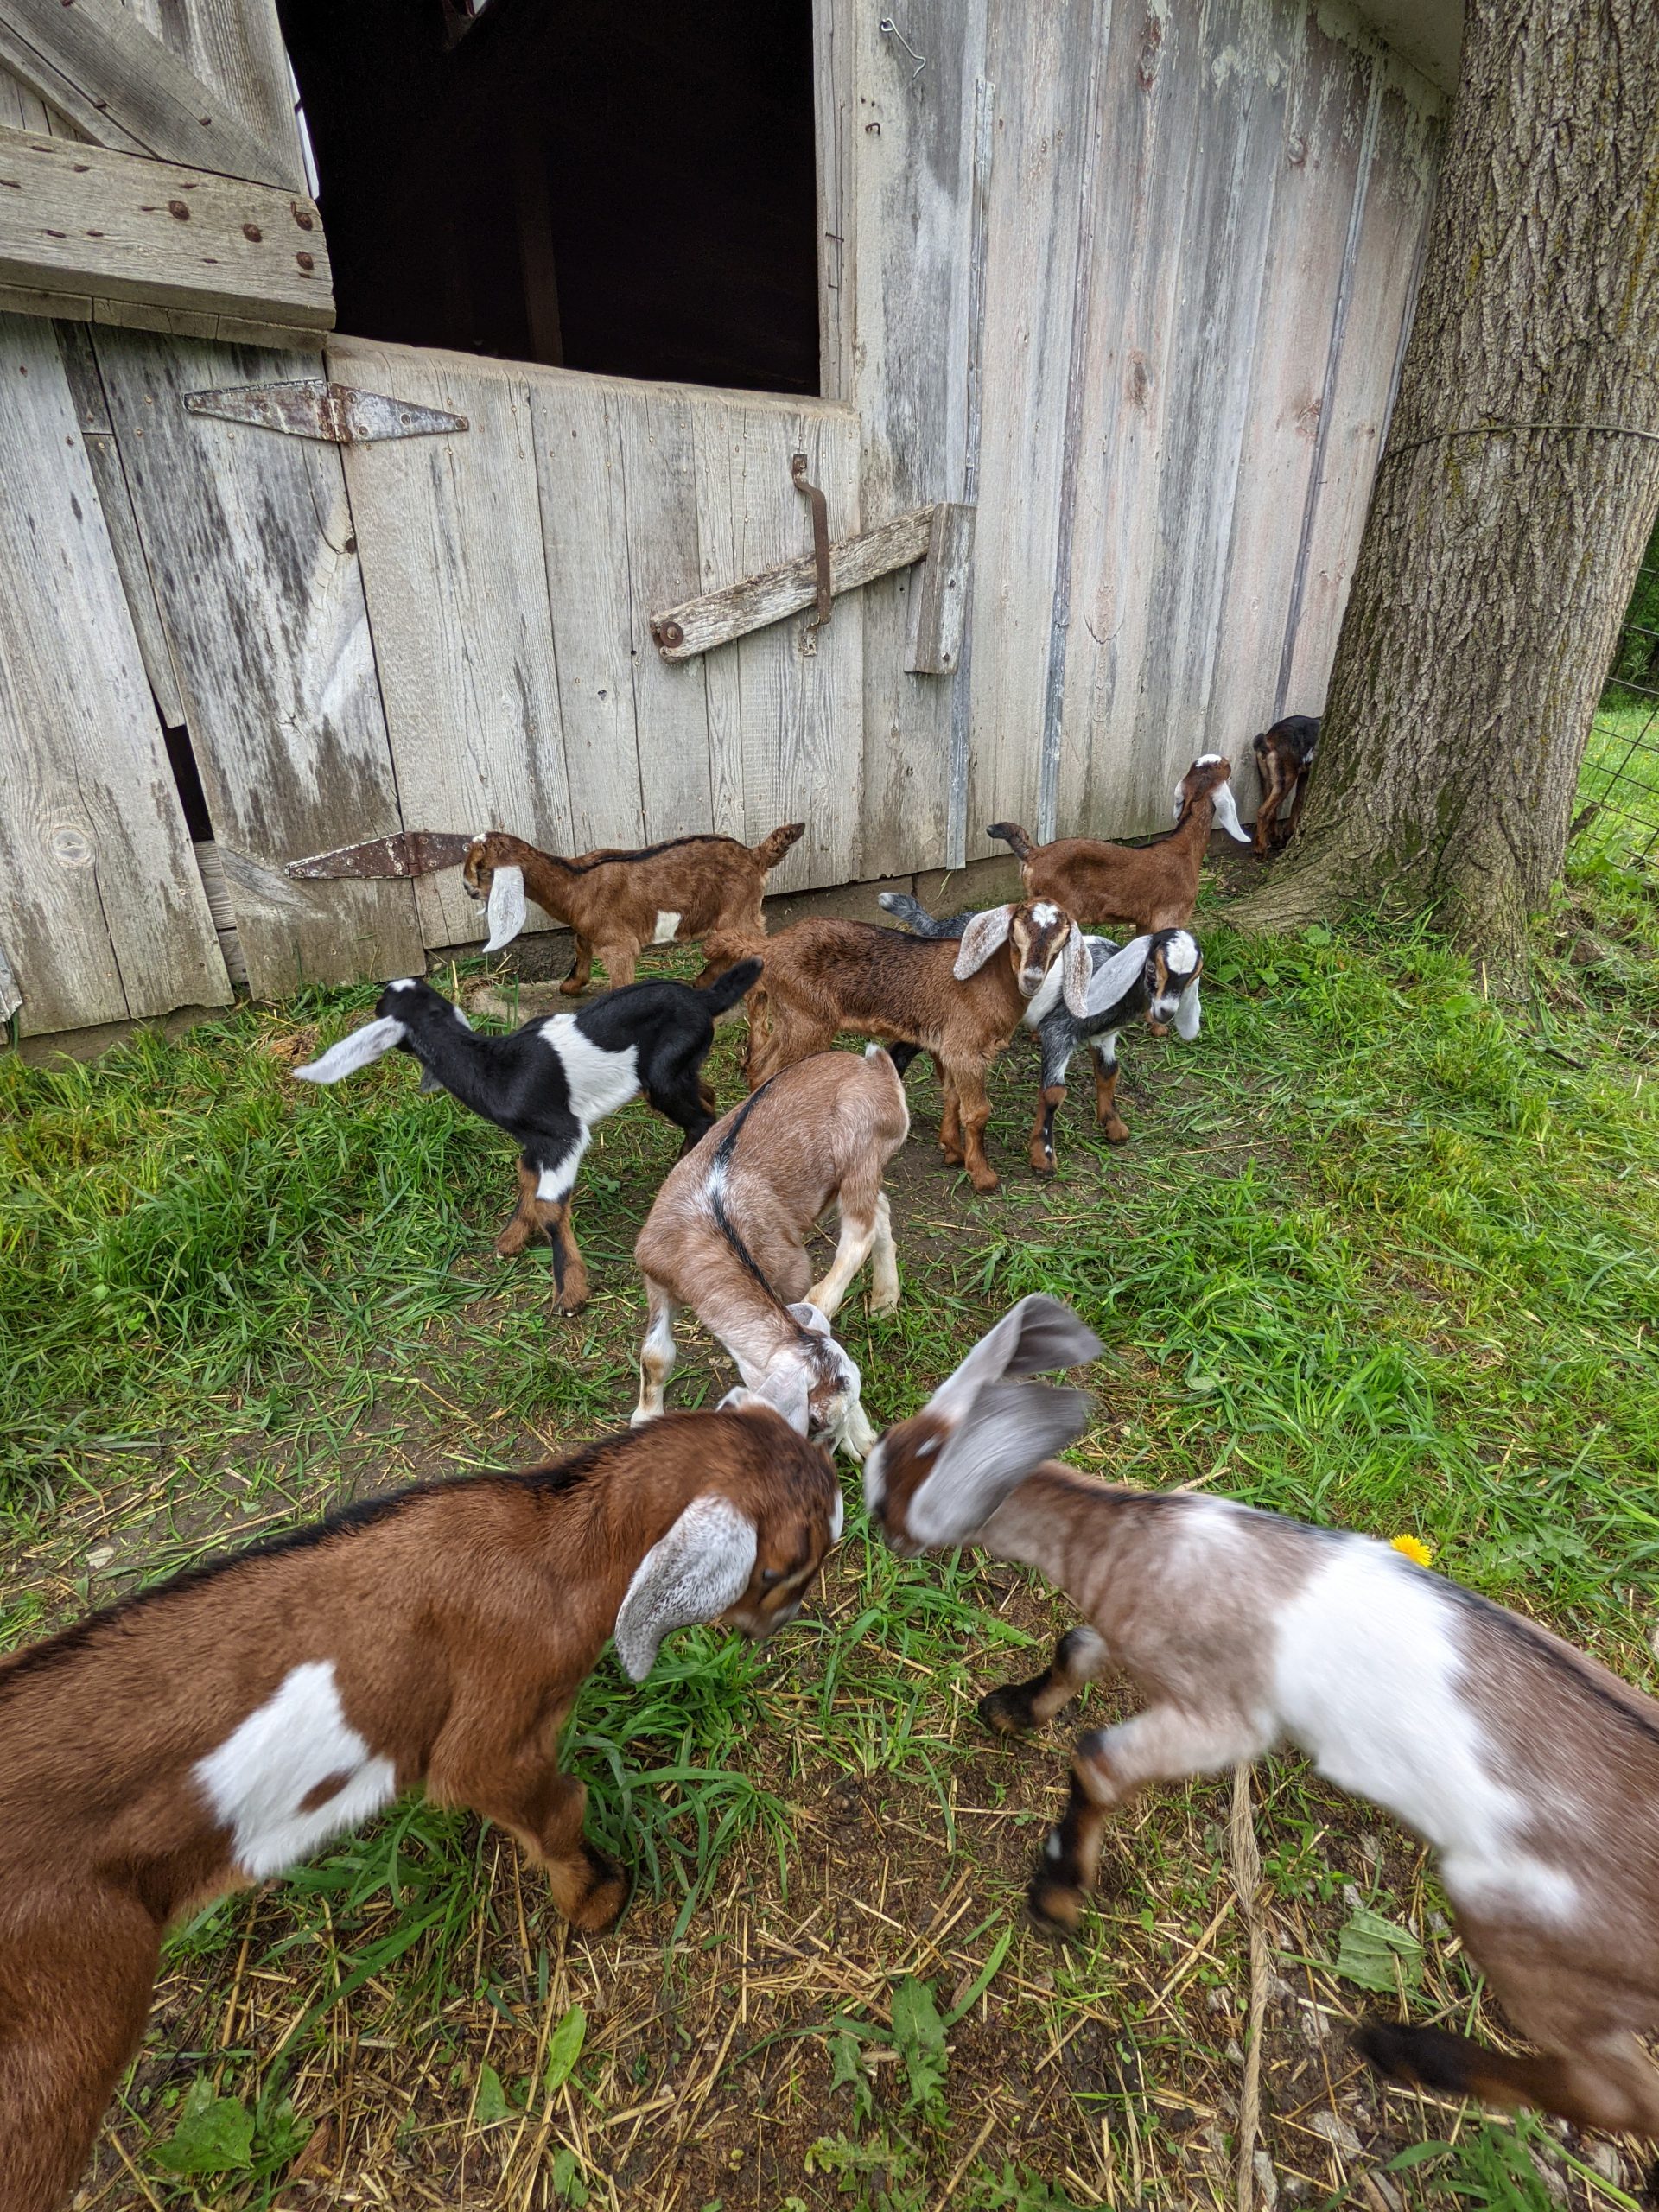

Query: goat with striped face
[0,1402,840,2212]
[870,1298,1659,2148]
[292,966,759,1311]
[632,1047,910,1461]
[879,895,1203,1171]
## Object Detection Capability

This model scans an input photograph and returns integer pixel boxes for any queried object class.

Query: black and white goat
[866,1297,1659,2144]
[879,894,1202,1173]
[293,967,760,1309]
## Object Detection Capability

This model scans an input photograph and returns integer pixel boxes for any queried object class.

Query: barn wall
[838,0,1444,856]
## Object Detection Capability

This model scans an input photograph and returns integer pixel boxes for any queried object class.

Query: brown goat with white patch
[0,1405,839,2212]
[632,1048,911,1458]
[988,756,1251,934]
[705,903,1090,1195]
[865,1298,1659,2151]
[461,823,804,988]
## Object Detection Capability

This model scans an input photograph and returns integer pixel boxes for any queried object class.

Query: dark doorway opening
[277,0,821,396]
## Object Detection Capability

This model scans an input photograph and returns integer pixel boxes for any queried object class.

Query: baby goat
[866,1298,1659,2145]
[0,1399,841,2212]
[880,893,1202,1173]
[632,1047,910,1459]
[293,967,759,1309]
[463,822,804,987]
[706,903,1090,1195]
[1250,713,1320,856]
[988,755,1250,935]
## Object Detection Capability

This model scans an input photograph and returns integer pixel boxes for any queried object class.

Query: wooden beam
[650,504,936,664]
[905,501,976,676]
[0,0,296,187]
[0,127,332,337]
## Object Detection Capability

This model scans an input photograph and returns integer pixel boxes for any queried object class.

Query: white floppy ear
[908,1378,1094,1546]
[1175,976,1202,1041]
[291,1015,409,1084]
[786,1301,832,1338]
[1060,926,1092,1019]
[1084,936,1153,1020]
[613,1496,758,1681]
[720,1366,810,1435]
[930,1294,1103,1422]
[1210,779,1251,843]
[953,906,1013,979]
[483,864,527,951]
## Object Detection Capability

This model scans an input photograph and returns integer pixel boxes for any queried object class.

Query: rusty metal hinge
[184,380,470,444]
[286,830,474,880]
[791,451,832,651]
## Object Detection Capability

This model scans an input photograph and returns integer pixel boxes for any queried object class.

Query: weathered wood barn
[0,0,1456,1040]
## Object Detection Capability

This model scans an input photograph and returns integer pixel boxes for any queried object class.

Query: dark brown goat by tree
[462,823,804,988]
[0,1406,840,2212]
[988,756,1250,935]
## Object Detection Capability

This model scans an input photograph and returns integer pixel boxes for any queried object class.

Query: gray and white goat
[865,1296,1659,2142]
[879,894,1201,1173]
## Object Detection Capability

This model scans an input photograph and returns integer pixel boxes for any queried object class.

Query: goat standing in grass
[461,822,804,988]
[706,902,1089,1194]
[632,1046,909,1458]
[865,1297,1659,2146]
[0,1395,841,2212]
[880,893,1203,1173]
[988,755,1251,935]
[292,967,758,1309]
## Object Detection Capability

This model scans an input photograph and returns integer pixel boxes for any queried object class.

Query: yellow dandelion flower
[1390,1534,1433,1568]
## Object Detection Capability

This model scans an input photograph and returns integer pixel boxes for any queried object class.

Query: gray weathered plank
[150,0,305,188]
[650,505,933,662]
[0,0,293,183]
[905,502,976,676]
[93,327,423,995]
[328,337,574,952]
[0,127,332,334]
[0,308,227,1033]
[620,385,715,841]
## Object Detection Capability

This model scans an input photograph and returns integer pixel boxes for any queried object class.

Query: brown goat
[632,1047,912,1455]
[1250,714,1320,857]
[988,756,1251,934]
[866,1297,1659,2151]
[0,1406,839,2212]
[706,903,1090,1195]
[462,823,804,988]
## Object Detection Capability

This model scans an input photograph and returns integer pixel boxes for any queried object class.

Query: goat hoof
[868,1287,900,1316]
[569,1851,629,1935]
[968,1171,1001,1195]
[558,977,586,997]
[1026,1877,1084,1942]
[978,1685,1038,1735]
[1102,1120,1130,1146]
[494,1228,532,1258]
[553,1284,590,1315]
[1027,1151,1056,1179]
[940,1144,965,1168]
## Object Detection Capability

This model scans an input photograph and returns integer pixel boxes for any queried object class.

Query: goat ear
[786,1301,832,1338]
[719,1367,810,1436]
[908,1378,1093,1546]
[1060,926,1092,1019]
[1210,778,1251,844]
[483,864,527,952]
[291,1015,409,1084]
[931,1294,1102,1421]
[1172,773,1187,823]
[1175,976,1202,1040]
[953,905,1014,979]
[1084,937,1152,1020]
[613,1496,758,1681]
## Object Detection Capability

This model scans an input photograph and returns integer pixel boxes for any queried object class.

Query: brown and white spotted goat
[0,1401,840,2212]
[865,1296,1659,2148]
[462,822,804,988]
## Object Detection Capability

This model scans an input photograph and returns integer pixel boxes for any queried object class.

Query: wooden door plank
[618,384,714,842]
[156,0,306,189]
[0,309,227,1033]
[649,505,933,660]
[0,0,294,183]
[529,372,646,855]
[92,327,423,995]
[0,126,331,336]
[328,336,573,952]
[689,403,750,842]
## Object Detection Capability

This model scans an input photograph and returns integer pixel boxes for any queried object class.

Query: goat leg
[938,1081,965,1167]
[1093,1050,1130,1145]
[1280,770,1310,849]
[950,1066,999,1194]
[981,1626,1108,1736]
[1028,1084,1066,1177]
[442,1753,626,1935]
[809,1174,893,1319]
[868,1192,900,1313]
[632,1283,678,1423]
[495,1159,544,1257]
[542,1199,589,1313]
[560,936,594,995]
[592,938,639,991]
[1357,2021,1659,2138]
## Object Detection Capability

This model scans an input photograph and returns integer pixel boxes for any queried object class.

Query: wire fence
[1576,525,1659,861]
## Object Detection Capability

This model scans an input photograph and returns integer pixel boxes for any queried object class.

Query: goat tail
[696,956,764,1015]
[753,822,806,873]
[877,892,962,940]
[1249,728,1273,767]
[986,820,1036,861]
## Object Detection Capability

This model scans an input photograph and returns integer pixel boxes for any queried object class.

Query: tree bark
[1232,0,1659,969]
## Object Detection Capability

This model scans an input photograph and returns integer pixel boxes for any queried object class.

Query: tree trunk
[1233,0,1659,969]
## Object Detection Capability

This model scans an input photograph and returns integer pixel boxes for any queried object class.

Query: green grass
[2,840,1658,2209]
